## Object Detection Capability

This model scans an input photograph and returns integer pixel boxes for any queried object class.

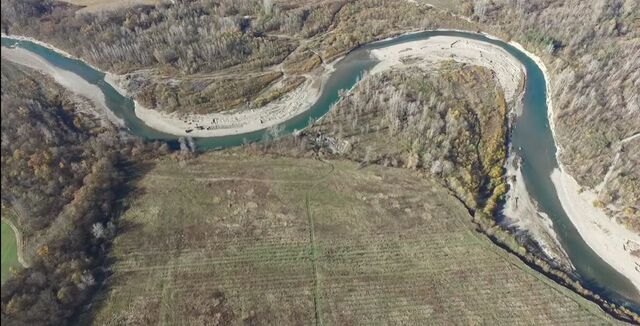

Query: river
[2,30,639,311]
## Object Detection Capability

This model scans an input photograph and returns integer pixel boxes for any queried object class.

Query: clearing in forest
[1,221,20,284]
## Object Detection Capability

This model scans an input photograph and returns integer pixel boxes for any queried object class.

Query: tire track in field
[305,157,335,326]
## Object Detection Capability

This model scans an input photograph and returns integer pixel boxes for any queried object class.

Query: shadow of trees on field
[78,159,156,324]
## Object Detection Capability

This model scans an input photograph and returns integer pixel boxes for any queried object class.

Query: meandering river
[2,30,639,310]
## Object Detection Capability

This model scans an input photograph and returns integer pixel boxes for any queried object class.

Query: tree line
[0,61,168,325]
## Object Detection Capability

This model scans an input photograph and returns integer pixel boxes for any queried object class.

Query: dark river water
[2,30,638,311]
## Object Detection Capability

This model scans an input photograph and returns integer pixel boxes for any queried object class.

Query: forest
[0,61,166,325]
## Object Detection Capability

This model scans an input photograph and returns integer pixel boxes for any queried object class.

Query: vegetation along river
[2,30,639,311]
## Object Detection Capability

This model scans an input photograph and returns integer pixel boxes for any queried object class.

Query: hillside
[1,60,113,257]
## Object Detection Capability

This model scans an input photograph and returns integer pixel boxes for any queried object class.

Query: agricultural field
[86,152,614,325]
[1,221,20,284]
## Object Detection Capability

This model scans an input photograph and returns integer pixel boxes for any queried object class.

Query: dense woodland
[0,62,166,325]
[2,0,290,74]
[2,62,96,235]
[1,0,431,73]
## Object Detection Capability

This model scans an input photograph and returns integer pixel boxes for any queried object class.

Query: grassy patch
[87,153,613,324]
[1,221,20,284]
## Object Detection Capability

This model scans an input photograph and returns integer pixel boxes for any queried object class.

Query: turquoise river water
[2,30,639,311]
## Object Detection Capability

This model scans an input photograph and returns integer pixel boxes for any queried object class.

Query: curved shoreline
[105,69,333,137]
[112,30,525,138]
[1,30,528,139]
[369,35,524,101]
[505,38,640,292]
[2,29,638,300]
[1,43,124,126]
[1,33,105,73]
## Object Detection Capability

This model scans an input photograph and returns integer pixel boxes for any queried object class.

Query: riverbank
[3,29,638,298]
[1,33,104,72]
[367,35,572,266]
[105,69,331,137]
[369,35,524,102]
[496,38,573,270]
[551,169,640,291]
[509,39,640,293]
[1,45,124,126]
[380,30,640,295]
[1,31,526,139]
[2,33,335,138]
[514,39,640,293]
[502,157,573,269]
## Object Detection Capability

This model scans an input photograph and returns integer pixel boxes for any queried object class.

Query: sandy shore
[1,33,104,71]
[370,36,524,102]
[107,70,330,137]
[502,158,573,269]
[509,37,640,292]
[551,169,640,290]
[1,45,124,126]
